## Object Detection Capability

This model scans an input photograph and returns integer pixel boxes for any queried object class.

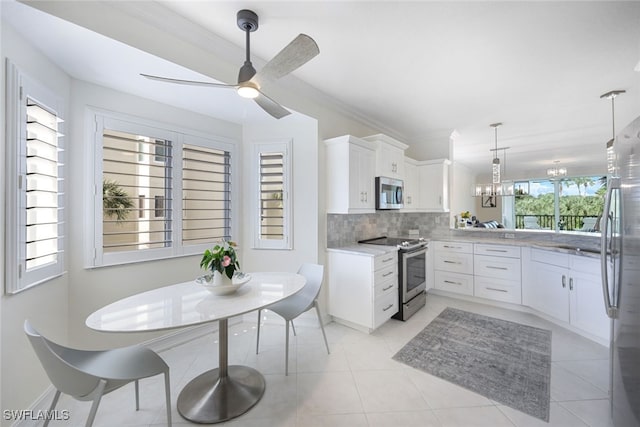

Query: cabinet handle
[562,275,566,288]
[382,284,394,291]
[486,287,508,293]
[382,257,394,263]
[486,265,508,270]
[569,277,574,291]
[444,280,462,285]
[444,260,462,264]
[382,271,394,278]
[363,191,368,202]
[360,191,364,202]
[443,245,462,249]
[485,249,508,253]
[382,303,394,312]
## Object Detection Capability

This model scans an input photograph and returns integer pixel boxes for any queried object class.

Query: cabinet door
[570,270,610,341]
[359,147,375,210]
[526,261,569,322]
[402,161,418,211]
[417,162,449,212]
[377,144,404,178]
[348,144,375,211]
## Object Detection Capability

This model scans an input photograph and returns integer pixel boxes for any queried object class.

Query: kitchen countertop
[326,244,399,256]
[430,236,600,258]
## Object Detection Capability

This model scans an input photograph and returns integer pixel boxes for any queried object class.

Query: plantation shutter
[102,129,173,252]
[259,152,285,240]
[24,99,64,272]
[182,144,231,245]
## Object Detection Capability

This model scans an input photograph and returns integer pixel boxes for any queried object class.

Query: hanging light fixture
[547,161,567,178]
[600,89,625,175]
[474,123,514,197]
[490,123,502,184]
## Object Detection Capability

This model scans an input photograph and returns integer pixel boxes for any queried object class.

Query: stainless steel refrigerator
[601,115,640,427]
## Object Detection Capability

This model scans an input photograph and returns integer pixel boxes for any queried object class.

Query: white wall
[242,115,319,272]
[1,23,71,426]
[450,162,475,225]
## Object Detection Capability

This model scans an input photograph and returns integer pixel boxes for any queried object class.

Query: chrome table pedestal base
[177,318,266,424]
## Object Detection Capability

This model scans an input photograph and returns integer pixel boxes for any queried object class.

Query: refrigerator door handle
[601,178,620,319]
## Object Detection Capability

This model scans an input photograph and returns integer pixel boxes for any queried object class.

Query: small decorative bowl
[196,272,251,295]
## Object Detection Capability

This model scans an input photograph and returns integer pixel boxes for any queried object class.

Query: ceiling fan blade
[254,91,291,119]
[251,34,319,87]
[141,73,236,89]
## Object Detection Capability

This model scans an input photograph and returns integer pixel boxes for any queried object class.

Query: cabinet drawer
[374,277,397,299]
[474,255,521,281]
[474,244,520,258]
[434,271,474,296]
[432,241,473,254]
[373,291,398,329]
[374,263,396,284]
[570,255,600,276]
[434,252,474,274]
[474,276,522,304]
[374,252,398,271]
[531,248,569,267]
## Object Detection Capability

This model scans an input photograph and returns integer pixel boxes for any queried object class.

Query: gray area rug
[393,307,552,421]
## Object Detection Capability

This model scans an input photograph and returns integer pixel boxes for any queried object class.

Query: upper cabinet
[362,134,408,180]
[416,159,451,212]
[402,158,419,212]
[325,135,376,214]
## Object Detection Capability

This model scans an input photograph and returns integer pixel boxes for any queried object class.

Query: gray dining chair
[24,320,172,427]
[255,263,330,375]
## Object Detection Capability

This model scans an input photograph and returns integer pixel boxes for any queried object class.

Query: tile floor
[46,294,612,427]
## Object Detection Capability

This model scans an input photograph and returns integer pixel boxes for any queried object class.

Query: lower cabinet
[473,244,522,304]
[432,241,474,296]
[523,248,609,341]
[327,249,398,333]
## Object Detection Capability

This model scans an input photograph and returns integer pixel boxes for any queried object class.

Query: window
[253,140,292,249]
[89,112,236,267]
[514,175,605,232]
[5,61,66,293]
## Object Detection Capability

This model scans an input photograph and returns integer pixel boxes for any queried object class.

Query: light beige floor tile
[497,402,589,427]
[408,369,494,409]
[433,405,516,427]
[296,343,350,373]
[550,364,608,401]
[559,399,615,427]
[352,369,430,412]
[296,372,363,415]
[296,412,369,427]
[555,359,610,393]
[343,335,401,371]
[366,409,443,426]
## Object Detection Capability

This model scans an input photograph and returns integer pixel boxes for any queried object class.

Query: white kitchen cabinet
[416,159,451,212]
[473,244,522,304]
[432,241,474,296]
[325,135,376,214]
[362,134,408,180]
[327,249,398,333]
[402,158,419,212]
[523,248,609,341]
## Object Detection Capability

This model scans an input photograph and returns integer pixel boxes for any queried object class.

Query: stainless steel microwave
[375,176,404,209]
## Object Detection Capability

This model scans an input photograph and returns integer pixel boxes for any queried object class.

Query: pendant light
[490,123,502,184]
[600,89,625,175]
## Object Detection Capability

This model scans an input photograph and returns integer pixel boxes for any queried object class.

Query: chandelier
[547,161,567,178]
[474,123,514,197]
[600,89,625,175]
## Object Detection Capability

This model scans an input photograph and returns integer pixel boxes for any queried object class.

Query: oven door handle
[404,247,428,258]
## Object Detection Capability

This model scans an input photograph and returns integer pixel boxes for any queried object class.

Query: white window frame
[252,139,292,250]
[86,109,238,268]
[5,60,66,294]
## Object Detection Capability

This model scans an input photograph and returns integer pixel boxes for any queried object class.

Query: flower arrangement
[200,240,240,280]
[460,211,471,219]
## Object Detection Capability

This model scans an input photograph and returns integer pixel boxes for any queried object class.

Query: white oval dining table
[86,272,306,424]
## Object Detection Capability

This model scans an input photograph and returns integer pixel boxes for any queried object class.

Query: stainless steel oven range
[358,236,428,320]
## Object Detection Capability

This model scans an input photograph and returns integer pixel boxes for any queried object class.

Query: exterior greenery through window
[514,176,605,231]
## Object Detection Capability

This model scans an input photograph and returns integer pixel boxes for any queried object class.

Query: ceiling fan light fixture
[237,84,260,99]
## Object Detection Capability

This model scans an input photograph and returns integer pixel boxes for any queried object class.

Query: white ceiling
[5,1,640,179]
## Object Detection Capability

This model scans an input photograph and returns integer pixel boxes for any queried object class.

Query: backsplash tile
[327,212,450,247]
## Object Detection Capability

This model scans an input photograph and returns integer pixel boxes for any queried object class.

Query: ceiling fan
[141,9,319,119]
